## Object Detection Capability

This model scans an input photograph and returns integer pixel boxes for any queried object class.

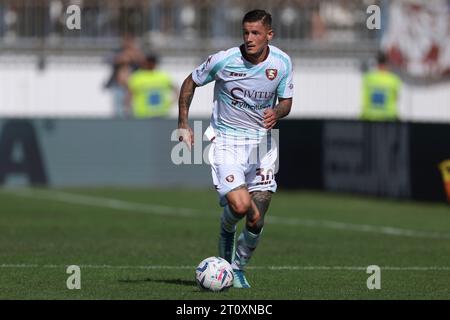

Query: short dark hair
[377,51,387,65]
[242,9,272,29]
[145,53,159,65]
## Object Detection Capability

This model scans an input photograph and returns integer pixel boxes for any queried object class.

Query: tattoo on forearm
[178,77,196,125]
[274,99,292,120]
[179,91,193,110]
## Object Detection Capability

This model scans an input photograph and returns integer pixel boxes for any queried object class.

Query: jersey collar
[239,44,271,66]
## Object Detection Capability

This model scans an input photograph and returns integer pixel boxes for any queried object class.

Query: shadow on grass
[117,278,231,295]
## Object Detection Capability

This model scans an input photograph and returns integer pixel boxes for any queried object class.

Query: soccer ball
[195,256,234,292]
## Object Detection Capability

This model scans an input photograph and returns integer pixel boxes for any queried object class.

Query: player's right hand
[177,126,194,150]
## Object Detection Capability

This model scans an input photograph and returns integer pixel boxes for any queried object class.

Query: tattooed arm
[263,97,293,129]
[178,74,198,148]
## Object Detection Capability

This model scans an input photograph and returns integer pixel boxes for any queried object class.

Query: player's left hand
[263,109,278,129]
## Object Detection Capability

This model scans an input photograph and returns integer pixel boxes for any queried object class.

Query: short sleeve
[277,57,294,99]
[191,51,228,86]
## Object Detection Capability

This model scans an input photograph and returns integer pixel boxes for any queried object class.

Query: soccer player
[178,9,293,288]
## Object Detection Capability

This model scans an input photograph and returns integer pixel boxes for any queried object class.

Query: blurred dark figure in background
[126,53,178,118]
[105,34,145,117]
[361,51,402,121]
[0,2,5,37]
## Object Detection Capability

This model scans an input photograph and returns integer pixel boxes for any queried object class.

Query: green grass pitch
[0,187,449,299]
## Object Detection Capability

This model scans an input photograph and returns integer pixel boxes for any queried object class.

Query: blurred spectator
[311,5,326,40]
[104,34,145,117]
[48,0,63,37]
[360,51,402,121]
[0,2,5,37]
[126,53,178,118]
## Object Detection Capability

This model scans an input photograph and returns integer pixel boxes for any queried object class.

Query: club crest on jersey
[225,175,234,183]
[265,69,278,80]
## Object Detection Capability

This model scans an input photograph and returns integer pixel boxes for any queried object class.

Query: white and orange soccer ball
[195,256,234,292]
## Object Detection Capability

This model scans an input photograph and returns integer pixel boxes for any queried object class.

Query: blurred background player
[360,51,402,121]
[104,34,146,118]
[178,9,293,288]
[127,53,178,118]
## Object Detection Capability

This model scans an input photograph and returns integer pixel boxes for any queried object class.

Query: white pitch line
[2,188,450,240]
[1,188,198,217]
[265,216,450,240]
[0,264,449,271]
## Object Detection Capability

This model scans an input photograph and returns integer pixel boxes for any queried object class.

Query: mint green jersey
[192,45,293,143]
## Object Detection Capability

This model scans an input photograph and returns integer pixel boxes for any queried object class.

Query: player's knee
[229,200,251,216]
